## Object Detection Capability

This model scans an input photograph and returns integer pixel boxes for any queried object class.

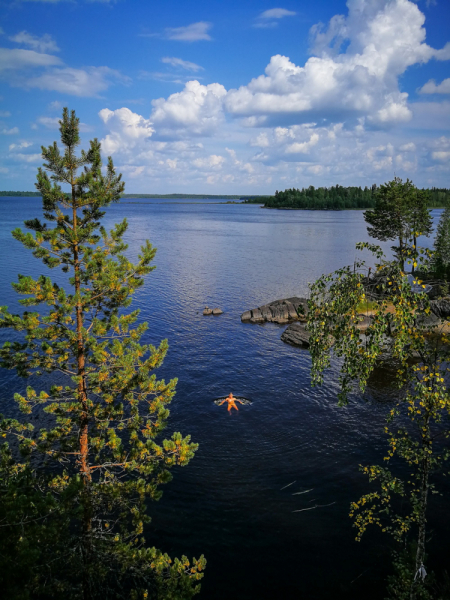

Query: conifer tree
[0,108,205,599]
[364,178,432,271]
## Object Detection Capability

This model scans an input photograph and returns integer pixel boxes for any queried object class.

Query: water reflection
[0,198,448,600]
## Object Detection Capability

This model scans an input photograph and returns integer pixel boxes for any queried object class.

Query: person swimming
[218,393,244,412]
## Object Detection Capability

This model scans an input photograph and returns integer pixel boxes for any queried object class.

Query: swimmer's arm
[236,399,245,404]
[217,399,227,405]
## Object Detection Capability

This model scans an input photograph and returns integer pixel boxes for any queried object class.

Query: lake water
[0,197,448,599]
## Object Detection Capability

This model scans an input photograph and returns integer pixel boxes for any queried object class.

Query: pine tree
[0,108,205,599]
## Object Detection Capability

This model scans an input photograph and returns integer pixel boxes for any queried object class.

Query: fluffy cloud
[150,80,227,137]
[285,133,319,154]
[419,78,450,94]
[226,0,449,127]
[24,66,129,97]
[9,31,59,53]
[92,0,449,191]
[99,107,154,154]
[192,154,225,169]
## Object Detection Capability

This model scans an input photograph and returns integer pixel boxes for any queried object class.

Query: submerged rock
[241,297,308,324]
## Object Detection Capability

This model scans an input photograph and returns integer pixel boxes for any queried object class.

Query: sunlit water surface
[0,197,448,599]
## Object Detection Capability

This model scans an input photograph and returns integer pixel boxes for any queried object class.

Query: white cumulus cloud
[99,107,154,155]
[226,0,450,127]
[150,80,227,137]
[192,154,225,169]
[285,133,319,154]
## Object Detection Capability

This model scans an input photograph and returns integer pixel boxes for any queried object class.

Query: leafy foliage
[308,237,450,599]
[0,108,205,599]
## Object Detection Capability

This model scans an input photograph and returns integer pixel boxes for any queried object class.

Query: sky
[0,0,449,195]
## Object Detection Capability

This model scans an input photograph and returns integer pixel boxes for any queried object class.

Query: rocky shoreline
[240,297,308,325]
[240,296,450,349]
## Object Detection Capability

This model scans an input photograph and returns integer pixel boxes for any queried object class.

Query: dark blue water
[0,197,448,599]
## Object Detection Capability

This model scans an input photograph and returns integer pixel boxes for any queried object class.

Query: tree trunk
[72,191,92,600]
[398,234,405,272]
[409,417,431,600]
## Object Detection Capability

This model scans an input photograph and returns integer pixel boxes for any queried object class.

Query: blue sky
[0,0,449,194]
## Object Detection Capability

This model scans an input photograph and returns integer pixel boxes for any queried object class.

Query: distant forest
[244,185,450,210]
[0,191,41,196]
[2,188,449,208]
[0,191,268,201]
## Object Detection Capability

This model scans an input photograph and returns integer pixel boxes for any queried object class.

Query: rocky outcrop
[280,313,373,348]
[281,322,311,348]
[212,308,223,315]
[430,297,450,319]
[203,307,213,315]
[241,297,308,324]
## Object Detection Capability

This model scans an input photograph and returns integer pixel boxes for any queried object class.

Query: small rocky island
[203,306,223,315]
[241,297,311,347]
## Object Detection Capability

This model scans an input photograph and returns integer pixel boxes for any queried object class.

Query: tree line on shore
[244,185,450,210]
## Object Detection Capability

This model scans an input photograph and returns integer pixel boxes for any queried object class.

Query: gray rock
[430,297,450,319]
[260,304,273,321]
[241,297,308,324]
[203,307,213,316]
[281,322,311,348]
[250,308,264,323]
[415,311,441,329]
[212,308,223,315]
